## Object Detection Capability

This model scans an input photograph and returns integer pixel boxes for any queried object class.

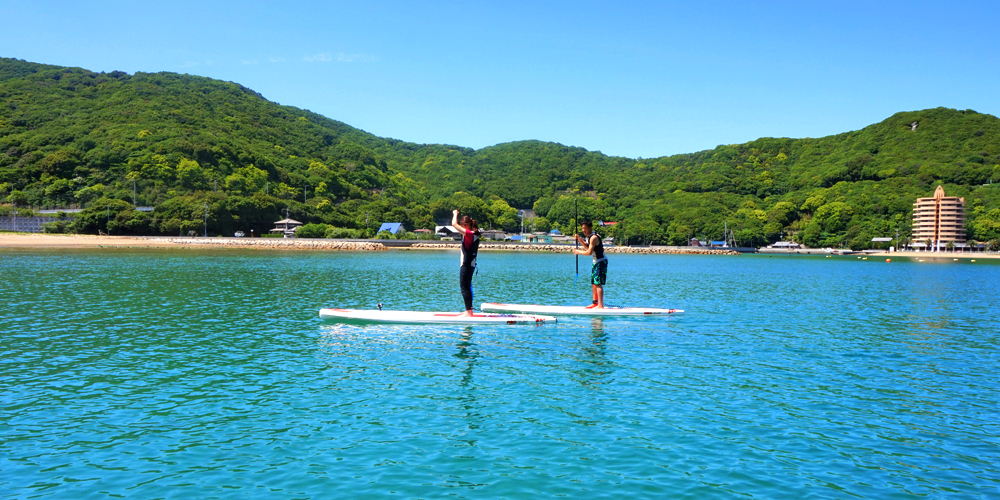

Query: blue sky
[3,0,998,158]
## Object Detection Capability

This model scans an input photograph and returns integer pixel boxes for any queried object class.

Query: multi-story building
[912,185,966,250]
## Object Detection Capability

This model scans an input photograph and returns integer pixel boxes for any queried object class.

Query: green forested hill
[375,108,1000,248]
[2,57,999,248]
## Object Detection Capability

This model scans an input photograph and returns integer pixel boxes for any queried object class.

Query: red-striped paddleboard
[319,308,556,324]
[480,303,683,316]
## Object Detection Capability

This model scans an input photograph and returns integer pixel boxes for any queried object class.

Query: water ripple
[2,250,999,498]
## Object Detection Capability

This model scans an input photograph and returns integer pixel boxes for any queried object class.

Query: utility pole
[304,183,309,204]
[132,178,136,206]
[204,203,208,237]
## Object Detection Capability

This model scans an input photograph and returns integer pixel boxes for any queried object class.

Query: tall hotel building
[912,185,966,249]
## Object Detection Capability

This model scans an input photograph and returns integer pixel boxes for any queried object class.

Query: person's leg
[586,262,600,307]
[585,284,598,307]
[459,266,474,315]
[593,260,607,308]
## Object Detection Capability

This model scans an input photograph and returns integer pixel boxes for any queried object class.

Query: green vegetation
[2,57,999,248]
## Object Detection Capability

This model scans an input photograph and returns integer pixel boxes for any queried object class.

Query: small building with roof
[870,237,893,250]
[527,232,553,243]
[377,222,404,235]
[769,241,801,249]
[435,225,461,240]
[270,218,302,237]
[481,229,507,241]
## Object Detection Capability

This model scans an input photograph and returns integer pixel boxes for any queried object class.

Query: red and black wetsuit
[458,227,481,311]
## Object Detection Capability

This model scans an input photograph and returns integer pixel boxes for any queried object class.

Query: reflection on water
[453,327,481,435]
[3,250,1000,499]
[572,317,614,387]
[455,327,478,385]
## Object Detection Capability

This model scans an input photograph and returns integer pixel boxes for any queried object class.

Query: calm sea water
[2,248,999,499]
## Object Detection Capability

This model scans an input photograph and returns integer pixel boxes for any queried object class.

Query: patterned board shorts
[591,259,608,285]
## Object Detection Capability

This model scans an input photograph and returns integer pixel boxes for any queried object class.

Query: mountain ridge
[2,57,999,248]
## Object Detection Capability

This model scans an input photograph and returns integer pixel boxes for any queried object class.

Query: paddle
[574,198,579,283]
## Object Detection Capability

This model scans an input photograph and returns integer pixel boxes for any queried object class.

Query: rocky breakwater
[604,247,741,255]
[411,242,572,252]
[165,238,387,251]
[608,246,741,255]
[411,242,740,255]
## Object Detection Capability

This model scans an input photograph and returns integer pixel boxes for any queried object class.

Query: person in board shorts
[451,209,481,316]
[573,220,607,308]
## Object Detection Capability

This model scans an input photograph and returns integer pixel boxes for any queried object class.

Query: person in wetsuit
[451,209,481,316]
[573,220,607,309]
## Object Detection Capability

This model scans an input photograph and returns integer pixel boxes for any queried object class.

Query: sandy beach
[861,250,1000,260]
[0,233,386,250]
[760,247,1000,260]
[2,233,998,259]
[0,233,180,248]
[0,233,740,254]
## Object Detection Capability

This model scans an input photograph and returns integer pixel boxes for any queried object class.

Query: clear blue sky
[3,0,998,159]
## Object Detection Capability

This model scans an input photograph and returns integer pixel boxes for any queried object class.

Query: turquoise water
[2,249,999,499]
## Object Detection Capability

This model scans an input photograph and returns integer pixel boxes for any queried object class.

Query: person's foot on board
[585,302,599,309]
[460,310,474,317]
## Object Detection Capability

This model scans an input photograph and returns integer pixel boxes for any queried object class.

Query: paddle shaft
[575,199,579,281]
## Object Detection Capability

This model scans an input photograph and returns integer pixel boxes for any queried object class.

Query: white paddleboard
[480,302,683,316]
[319,308,556,324]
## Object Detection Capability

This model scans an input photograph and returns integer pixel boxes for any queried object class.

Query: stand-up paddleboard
[481,302,683,316]
[319,308,557,324]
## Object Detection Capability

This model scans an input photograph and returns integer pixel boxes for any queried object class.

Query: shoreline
[859,250,998,260]
[0,233,741,254]
[0,233,387,251]
[2,233,998,259]
[759,248,1000,260]
[408,242,741,255]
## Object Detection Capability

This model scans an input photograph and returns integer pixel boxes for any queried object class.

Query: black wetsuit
[458,227,481,311]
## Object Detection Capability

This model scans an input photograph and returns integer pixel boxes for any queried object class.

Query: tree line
[2,57,1000,248]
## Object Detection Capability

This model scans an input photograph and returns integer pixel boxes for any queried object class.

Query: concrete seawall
[0,216,71,233]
